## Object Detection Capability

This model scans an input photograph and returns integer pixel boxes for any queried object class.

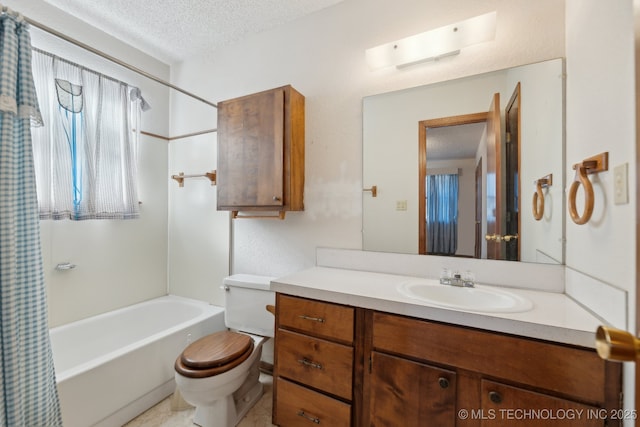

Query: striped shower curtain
[0,12,63,427]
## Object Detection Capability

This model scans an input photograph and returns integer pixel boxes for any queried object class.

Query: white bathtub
[50,295,226,427]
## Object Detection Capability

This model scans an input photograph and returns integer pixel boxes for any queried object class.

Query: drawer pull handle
[297,410,321,424]
[298,358,323,370]
[489,391,503,404]
[438,377,449,389]
[299,315,325,323]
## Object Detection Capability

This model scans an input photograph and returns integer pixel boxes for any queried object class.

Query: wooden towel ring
[567,153,607,225]
[568,165,594,225]
[532,175,552,221]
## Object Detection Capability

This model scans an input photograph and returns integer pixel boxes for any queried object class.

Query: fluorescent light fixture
[366,11,497,70]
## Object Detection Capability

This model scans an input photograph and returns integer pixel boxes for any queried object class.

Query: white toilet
[174,274,275,427]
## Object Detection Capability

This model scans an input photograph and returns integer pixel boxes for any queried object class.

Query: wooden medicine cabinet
[216,85,305,219]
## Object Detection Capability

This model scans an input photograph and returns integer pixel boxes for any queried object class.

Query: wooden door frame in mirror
[418,112,489,255]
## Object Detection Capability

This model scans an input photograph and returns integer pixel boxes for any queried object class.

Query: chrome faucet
[440,269,475,288]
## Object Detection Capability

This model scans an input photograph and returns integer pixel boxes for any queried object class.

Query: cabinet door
[480,380,603,426]
[217,88,284,208]
[369,351,457,427]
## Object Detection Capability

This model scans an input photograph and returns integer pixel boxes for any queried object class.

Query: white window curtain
[30,49,141,220]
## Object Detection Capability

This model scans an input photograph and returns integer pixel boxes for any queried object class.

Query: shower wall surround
[4,0,172,327]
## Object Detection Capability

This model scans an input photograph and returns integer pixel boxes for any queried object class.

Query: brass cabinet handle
[489,391,503,404]
[297,410,321,424]
[595,325,640,362]
[298,358,323,370]
[299,314,325,323]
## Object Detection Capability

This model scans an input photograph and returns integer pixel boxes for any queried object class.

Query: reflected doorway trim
[505,82,522,261]
[418,112,489,255]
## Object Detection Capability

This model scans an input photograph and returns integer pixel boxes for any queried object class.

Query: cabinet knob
[438,377,449,389]
[489,391,503,404]
[273,196,281,201]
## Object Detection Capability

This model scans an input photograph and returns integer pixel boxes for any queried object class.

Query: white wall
[565,0,636,300]
[169,0,566,306]
[565,0,636,420]
[5,0,172,327]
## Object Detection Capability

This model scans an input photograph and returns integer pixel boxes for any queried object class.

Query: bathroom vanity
[270,267,622,427]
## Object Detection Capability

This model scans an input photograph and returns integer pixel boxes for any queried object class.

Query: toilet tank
[223,274,276,337]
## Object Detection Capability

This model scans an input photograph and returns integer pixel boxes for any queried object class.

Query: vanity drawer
[277,294,354,344]
[372,312,607,404]
[276,329,353,400]
[276,377,351,427]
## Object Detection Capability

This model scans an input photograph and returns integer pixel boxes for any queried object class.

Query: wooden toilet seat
[174,331,254,378]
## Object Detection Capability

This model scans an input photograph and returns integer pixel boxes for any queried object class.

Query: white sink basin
[397,279,533,313]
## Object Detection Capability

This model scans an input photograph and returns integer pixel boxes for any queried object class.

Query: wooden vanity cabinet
[216,85,304,216]
[273,294,622,427]
[273,294,364,426]
[364,311,622,427]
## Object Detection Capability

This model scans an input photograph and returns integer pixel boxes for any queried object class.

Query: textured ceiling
[41,0,344,64]
[427,122,487,161]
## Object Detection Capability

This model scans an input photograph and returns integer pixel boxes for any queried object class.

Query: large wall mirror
[363,59,565,264]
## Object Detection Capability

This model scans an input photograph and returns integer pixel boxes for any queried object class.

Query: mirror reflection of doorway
[419,88,521,261]
[418,112,488,257]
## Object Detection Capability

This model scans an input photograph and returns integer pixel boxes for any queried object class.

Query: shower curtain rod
[24,15,218,109]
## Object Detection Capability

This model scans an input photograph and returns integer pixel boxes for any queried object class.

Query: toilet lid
[180,331,253,369]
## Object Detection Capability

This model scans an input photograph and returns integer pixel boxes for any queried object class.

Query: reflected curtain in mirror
[426,173,458,255]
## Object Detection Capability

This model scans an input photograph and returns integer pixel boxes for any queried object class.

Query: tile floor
[124,374,276,427]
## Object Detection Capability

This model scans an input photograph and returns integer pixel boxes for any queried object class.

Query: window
[30,49,143,220]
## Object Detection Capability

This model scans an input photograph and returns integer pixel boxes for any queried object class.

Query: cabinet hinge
[506,132,512,143]
[369,355,372,373]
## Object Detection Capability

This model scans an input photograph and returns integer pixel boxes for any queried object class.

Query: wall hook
[532,174,552,221]
[363,185,377,197]
[568,152,608,225]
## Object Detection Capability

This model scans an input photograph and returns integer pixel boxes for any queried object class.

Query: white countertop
[271,266,605,348]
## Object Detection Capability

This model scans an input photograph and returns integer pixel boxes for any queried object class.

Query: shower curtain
[0,12,63,427]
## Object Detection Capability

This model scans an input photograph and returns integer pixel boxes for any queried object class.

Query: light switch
[614,163,628,205]
[396,200,407,211]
